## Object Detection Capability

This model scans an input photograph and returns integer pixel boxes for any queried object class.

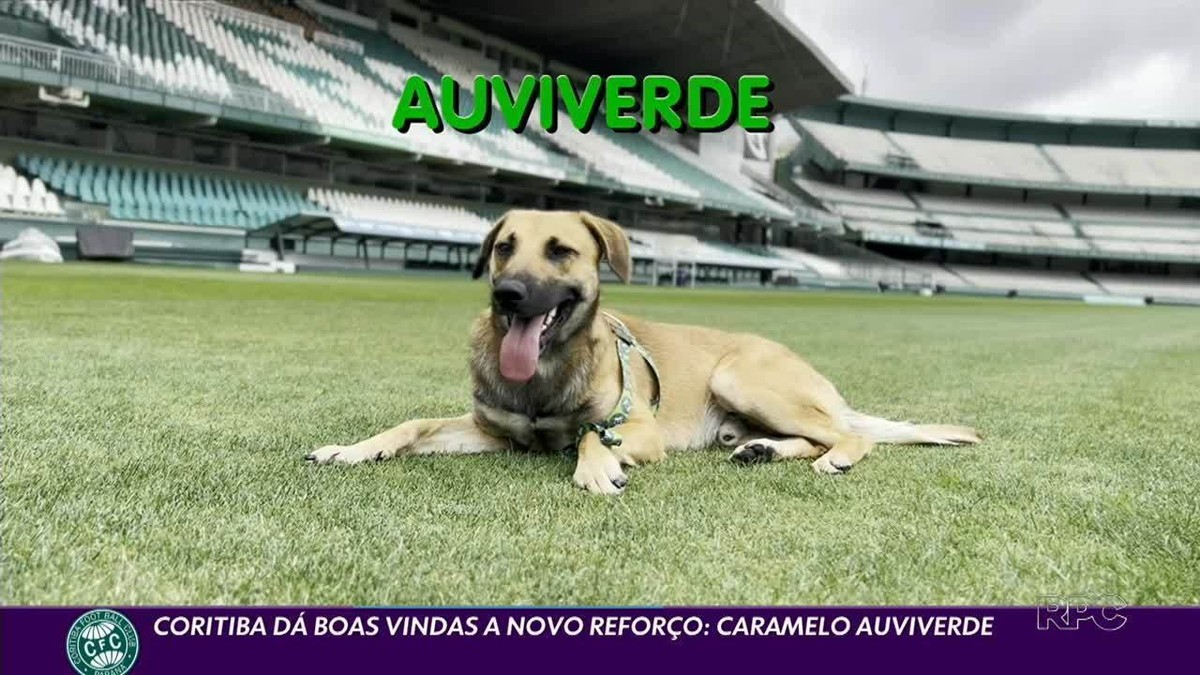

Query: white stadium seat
[1044,145,1200,190]
[947,265,1103,295]
[1091,274,1200,300]
[796,120,900,167]
[306,188,492,235]
[768,247,850,279]
[0,162,65,215]
[910,194,1062,220]
[794,178,917,209]
[887,132,1063,183]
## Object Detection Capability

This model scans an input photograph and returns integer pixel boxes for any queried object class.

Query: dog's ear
[471,213,509,279]
[579,212,632,283]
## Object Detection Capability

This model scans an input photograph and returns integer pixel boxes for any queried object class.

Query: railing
[0,34,307,119]
[59,49,122,83]
[0,32,62,71]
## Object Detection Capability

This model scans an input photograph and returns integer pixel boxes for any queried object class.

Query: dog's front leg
[573,433,627,495]
[306,414,507,465]
[573,414,665,495]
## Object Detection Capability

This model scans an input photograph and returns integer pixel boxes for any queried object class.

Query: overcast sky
[784,0,1200,119]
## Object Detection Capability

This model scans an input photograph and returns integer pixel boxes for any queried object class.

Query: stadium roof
[796,96,1200,149]
[408,0,851,111]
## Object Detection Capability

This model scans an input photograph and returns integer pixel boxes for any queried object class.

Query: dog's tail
[843,410,980,446]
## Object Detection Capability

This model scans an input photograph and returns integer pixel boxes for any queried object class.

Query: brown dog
[307,210,980,494]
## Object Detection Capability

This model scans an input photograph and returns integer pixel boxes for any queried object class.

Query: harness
[574,313,661,450]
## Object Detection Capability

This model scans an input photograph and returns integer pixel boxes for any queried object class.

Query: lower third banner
[1,605,1192,674]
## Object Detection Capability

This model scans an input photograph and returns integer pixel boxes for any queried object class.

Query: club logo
[66,609,140,675]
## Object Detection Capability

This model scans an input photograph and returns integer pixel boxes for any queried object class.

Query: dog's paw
[305,445,377,465]
[811,452,853,475]
[729,440,778,464]
[717,417,748,447]
[573,451,628,495]
[611,444,666,467]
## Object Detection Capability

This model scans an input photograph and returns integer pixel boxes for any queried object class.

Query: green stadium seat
[105,170,120,204]
[78,165,94,202]
[47,161,65,192]
[97,166,113,203]
[60,162,77,198]
[14,154,322,229]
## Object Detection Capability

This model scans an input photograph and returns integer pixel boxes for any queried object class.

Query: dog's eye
[494,241,514,257]
[547,243,575,261]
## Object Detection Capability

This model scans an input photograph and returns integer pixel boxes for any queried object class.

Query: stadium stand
[770,246,850,279]
[892,261,1115,298]
[1043,144,1200,191]
[0,1,1196,304]
[888,131,1066,183]
[0,161,61,215]
[795,115,1200,193]
[1091,274,1200,302]
[0,0,800,219]
[2,0,774,211]
[22,0,247,99]
[796,120,901,169]
[220,0,326,37]
[389,22,785,214]
[152,1,444,147]
[138,0,779,213]
[945,265,1103,297]
[784,96,1200,301]
[793,177,917,210]
[896,261,971,290]
[911,193,1064,220]
[791,172,1200,264]
[15,154,316,229]
[2,147,844,284]
[307,187,491,237]
[369,29,566,174]
[792,179,1099,256]
[627,228,810,275]
[1067,204,1200,259]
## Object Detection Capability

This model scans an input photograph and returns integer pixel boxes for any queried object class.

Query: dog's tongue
[499,314,547,383]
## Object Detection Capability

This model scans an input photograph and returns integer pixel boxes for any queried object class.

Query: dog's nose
[492,278,528,311]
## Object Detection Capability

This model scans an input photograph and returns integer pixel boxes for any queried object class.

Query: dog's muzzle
[491,276,582,384]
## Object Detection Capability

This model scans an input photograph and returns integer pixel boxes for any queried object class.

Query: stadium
[2,0,1198,606]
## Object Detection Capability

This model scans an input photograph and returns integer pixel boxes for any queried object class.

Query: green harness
[575,313,661,450]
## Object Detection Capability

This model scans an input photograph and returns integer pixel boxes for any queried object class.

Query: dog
[306,210,980,494]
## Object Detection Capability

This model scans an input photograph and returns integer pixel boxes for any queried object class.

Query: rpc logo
[1037,595,1128,631]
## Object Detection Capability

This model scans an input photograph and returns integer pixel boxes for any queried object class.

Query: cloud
[784,0,1200,119]
[1024,53,1199,119]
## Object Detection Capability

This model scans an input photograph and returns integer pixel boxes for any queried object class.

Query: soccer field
[3,262,1198,606]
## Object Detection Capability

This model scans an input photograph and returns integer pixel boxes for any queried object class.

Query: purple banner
[2,606,1194,674]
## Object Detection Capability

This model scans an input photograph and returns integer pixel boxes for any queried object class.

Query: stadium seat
[784,177,1200,259]
[1044,144,1200,190]
[22,0,245,100]
[798,117,1200,193]
[14,154,320,228]
[946,265,1104,296]
[888,131,1064,183]
[306,187,492,236]
[0,161,65,215]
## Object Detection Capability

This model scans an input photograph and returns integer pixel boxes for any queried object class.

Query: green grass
[3,262,1199,606]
